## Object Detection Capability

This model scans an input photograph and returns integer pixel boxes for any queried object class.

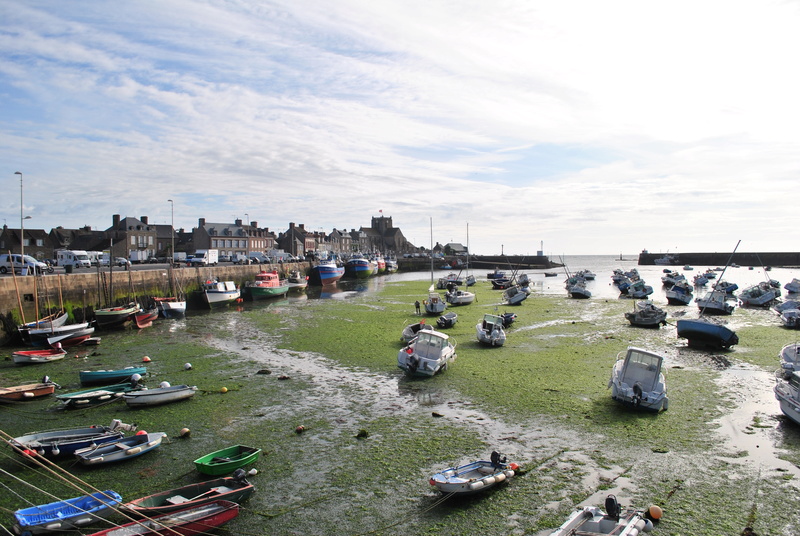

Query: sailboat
[424,217,447,315]
[155,264,187,318]
[676,241,740,349]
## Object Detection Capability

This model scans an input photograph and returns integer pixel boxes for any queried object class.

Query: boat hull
[0,382,56,402]
[94,304,140,329]
[430,459,516,494]
[80,366,147,386]
[123,385,197,407]
[14,490,122,536]
[308,263,345,286]
[122,475,254,517]
[85,500,239,536]
[676,318,738,349]
[9,426,128,458]
[194,445,262,476]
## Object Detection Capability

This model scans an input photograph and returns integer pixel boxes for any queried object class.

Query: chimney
[250,221,257,228]
[298,223,305,231]
[235,219,242,226]
[199,218,206,227]
[289,222,295,229]
[113,214,121,227]
[140,216,148,224]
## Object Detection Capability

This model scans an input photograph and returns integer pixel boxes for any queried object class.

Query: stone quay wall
[638,251,800,267]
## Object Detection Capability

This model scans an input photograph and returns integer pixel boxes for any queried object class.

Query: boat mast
[430,216,434,286]
[700,240,741,317]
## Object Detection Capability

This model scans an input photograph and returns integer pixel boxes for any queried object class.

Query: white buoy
[159,381,171,388]
[184,363,192,370]
[131,373,142,383]
[248,468,258,476]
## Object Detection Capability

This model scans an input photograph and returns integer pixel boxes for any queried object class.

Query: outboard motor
[232,468,250,484]
[604,494,621,521]
[490,451,507,468]
[633,383,644,406]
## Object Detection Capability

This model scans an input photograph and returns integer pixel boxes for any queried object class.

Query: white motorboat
[154,297,187,318]
[608,347,668,411]
[429,452,518,494]
[780,309,800,330]
[738,282,778,307]
[199,280,241,308]
[476,314,506,346]
[423,288,447,315]
[549,495,653,535]
[775,371,800,426]
[567,277,591,299]
[502,285,527,305]
[445,288,475,306]
[693,273,709,286]
[625,279,653,300]
[660,270,685,288]
[665,280,693,306]
[780,342,800,375]
[397,330,456,376]
[695,289,735,315]
[624,301,667,328]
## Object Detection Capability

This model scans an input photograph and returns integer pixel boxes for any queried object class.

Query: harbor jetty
[638,250,800,267]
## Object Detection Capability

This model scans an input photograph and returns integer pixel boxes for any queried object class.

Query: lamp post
[168,199,174,266]
[15,172,25,259]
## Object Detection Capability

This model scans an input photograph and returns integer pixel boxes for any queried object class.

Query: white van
[0,254,49,275]
[56,250,92,268]
[248,252,271,264]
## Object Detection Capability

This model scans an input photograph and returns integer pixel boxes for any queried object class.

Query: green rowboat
[193,445,262,476]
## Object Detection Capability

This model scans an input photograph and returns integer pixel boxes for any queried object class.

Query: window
[148,236,153,245]
[131,236,136,245]
[22,238,30,247]
[36,239,44,246]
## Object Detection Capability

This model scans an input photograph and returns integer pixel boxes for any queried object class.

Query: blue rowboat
[8,420,137,458]
[13,490,122,536]
[79,366,147,386]
[75,432,167,465]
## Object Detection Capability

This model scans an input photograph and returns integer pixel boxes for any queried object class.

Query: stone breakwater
[638,251,800,266]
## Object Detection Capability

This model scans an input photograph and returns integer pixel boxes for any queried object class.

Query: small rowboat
[122,384,197,408]
[13,490,122,536]
[429,452,518,494]
[8,420,136,458]
[194,445,262,476]
[12,347,67,365]
[79,366,147,386]
[75,432,167,465]
[56,382,142,409]
[122,469,254,517]
[46,327,95,348]
[86,499,239,536]
[0,377,58,402]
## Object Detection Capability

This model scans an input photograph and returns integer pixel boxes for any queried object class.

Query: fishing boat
[437,273,464,289]
[194,445,262,476]
[94,302,141,329]
[774,371,800,426]
[18,311,68,341]
[244,270,290,300]
[548,495,654,535]
[567,278,591,299]
[401,321,433,342]
[123,384,197,408]
[436,311,458,329]
[133,305,159,329]
[75,431,167,465]
[286,269,308,291]
[57,381,143,409]
[199,279,241,308]
[0,377,58,402]
[122,470,254,517]
[476,314,506,346]
[676,317,739,349]
[46,326,95,348]
[500,312,517,327]
[13,490,122,536]
[344,256,375,279]
[624,301,667,328]
[80,366,147,386]
[308,259,345,286]
[154,296,187,318]
[486,269,507,280]
[12,347,67,365]
[780,342,800,376]
[8,420,136,458]
[429,452,518,494]
[85,499,240,536]
[608,347,668,411]
[785,278,800,294]
[397,329,457,376]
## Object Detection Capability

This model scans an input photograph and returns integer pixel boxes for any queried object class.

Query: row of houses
[0,215,438,263]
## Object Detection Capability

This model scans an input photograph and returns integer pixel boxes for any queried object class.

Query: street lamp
[168,199,174,265]
[15,171,26,260]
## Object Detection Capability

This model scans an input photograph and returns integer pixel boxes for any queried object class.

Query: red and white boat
[86,499,239,536]
[12,347,67,365]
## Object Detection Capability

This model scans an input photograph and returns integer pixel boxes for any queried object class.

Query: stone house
[0,225,54,260]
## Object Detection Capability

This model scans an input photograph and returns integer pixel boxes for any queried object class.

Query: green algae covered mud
[0,276,799,535]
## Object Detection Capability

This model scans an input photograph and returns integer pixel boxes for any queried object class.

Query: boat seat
[210,486,233,494]
[165,495,189,505]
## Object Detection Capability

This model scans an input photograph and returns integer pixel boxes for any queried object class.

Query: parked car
[116,257,131,267]
[0,254,50,275]
[219,255,232,263]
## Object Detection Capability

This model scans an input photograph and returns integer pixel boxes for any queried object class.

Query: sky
[2,1,799,256]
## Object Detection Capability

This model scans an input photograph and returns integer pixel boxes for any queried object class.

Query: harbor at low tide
[1,255,799,535]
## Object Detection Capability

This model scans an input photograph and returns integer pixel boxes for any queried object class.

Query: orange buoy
[648,505,663,520]
[142,356,151,363]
